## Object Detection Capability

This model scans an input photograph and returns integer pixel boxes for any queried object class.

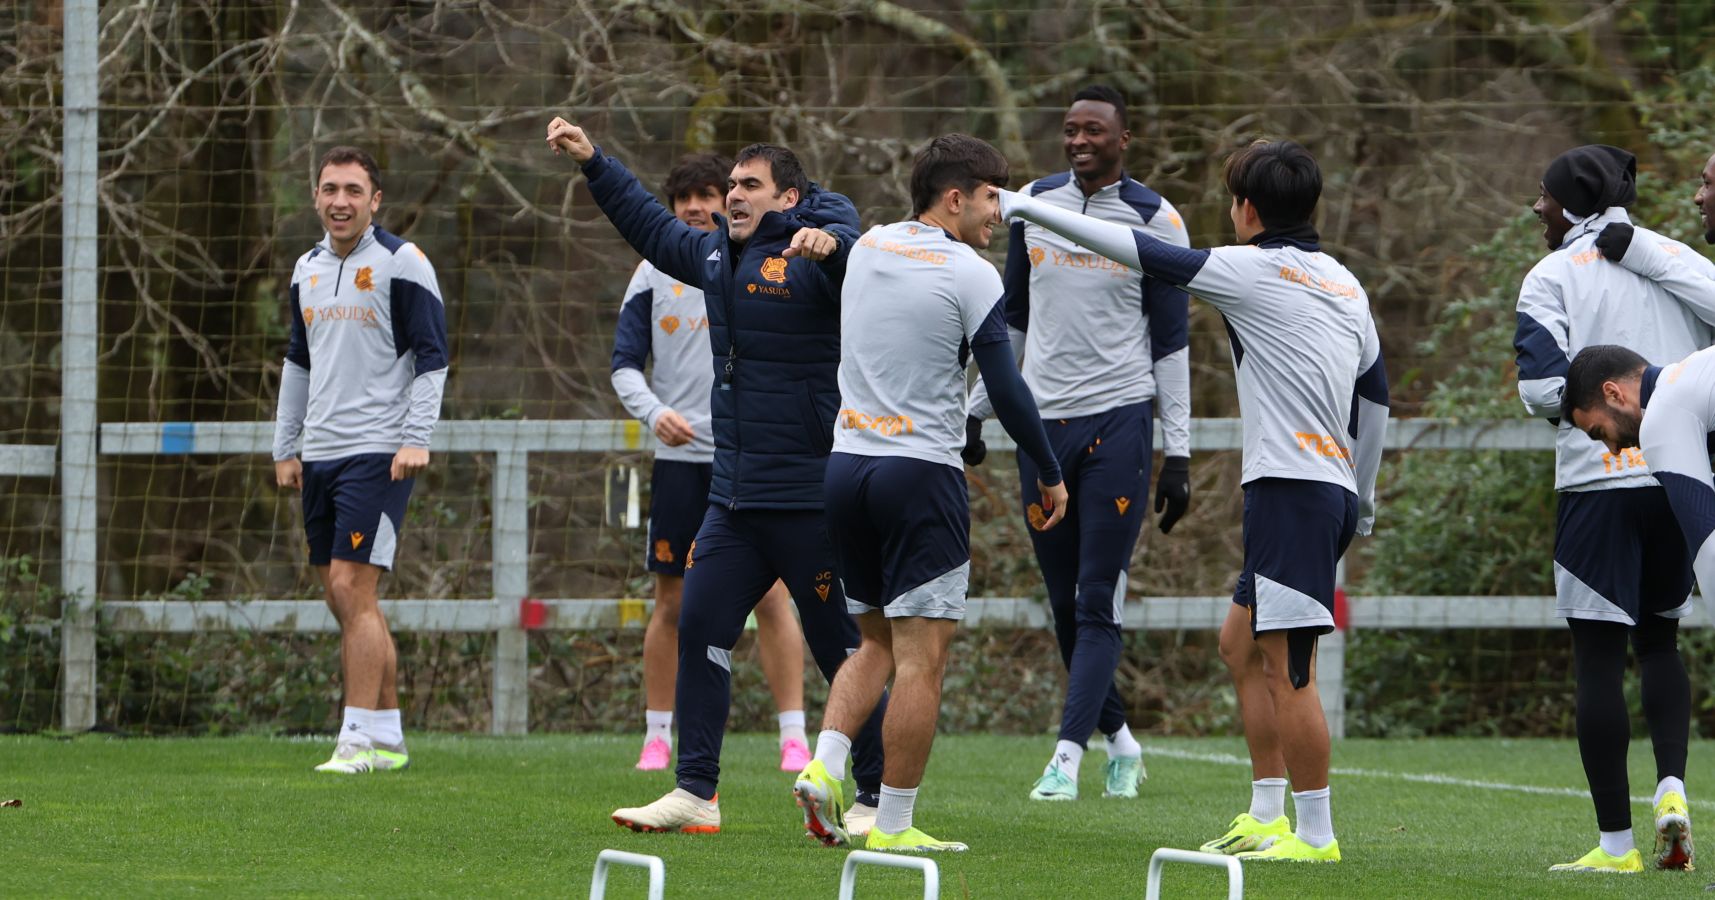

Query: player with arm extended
[548,117,888,835]
[964,85,1191,802]
[609,152,813,775]
[1513,146,1713,873]
[791,134,1067,853]
[995,140,1389,863]
[271,146,449,774]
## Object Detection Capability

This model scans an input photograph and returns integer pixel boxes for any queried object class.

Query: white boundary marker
[1145,848,1242,900]
[1142,746,1715,811]
[589,849,664,900]
[838,850,939,900]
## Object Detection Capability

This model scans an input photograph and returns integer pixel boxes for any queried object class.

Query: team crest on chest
[760,257,789,283]
[671,283,684,298]
[353,266,375,292]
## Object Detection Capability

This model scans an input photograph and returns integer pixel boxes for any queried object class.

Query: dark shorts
[1232,477,1358,636]
[648,459,712,577]
[302,453,414,571]
[1555,486,1694,625]
[824,453,970,620]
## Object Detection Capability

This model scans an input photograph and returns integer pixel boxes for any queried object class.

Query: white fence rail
[0,416,1574,736]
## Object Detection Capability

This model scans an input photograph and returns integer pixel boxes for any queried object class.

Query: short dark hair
[663,152,733,209]
[1070,84,1127,130]
[316,146,382,193]
[909,134,1009,217]
[733,143,809,201]
[1222,140,1320,229]
[1562,344,1649,423]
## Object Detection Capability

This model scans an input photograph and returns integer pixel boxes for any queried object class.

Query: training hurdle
[838,850,939,900]
[1145,848,1242,900]
[589,849,665,900]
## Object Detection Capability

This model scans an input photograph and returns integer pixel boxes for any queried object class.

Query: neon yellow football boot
[1236,834,1341,863]
[865,826,968,853]
[1655,790,1694,870]
[1548,846,1644,873]
[793,759,849,847]
[1199,813,1291,854]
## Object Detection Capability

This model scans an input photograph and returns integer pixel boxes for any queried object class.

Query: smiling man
[1512,144,1715,873]
[608,152,812,776]
[793,134,1067,854]
[547,117,887,835]
[965,84,1191,803]
[271,146,450,774]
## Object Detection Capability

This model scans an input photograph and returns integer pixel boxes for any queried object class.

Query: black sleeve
[971,335,1061,486]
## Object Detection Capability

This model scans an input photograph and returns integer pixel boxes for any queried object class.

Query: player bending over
[272,146,450,774]
[793,134,1067,853]
[995,140,1388,863]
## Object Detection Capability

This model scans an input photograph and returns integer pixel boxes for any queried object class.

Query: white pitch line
[1142,745,1715,811]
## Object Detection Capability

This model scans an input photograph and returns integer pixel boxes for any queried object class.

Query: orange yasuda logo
[760,257,789,283]
[353,266,375,292]
[350,531,365,549]
[654,540,674,563]
[660,316,680,335]
[1028,246,1046,267]
[302,307,315,325]
[1115,497,1131,515]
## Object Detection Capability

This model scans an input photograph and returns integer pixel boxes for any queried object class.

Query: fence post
[490,449,530,735]
[59,0,101,733]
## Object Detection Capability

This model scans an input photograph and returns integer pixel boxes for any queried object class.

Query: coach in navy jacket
[548,116,886,834]
[578,148,857,509]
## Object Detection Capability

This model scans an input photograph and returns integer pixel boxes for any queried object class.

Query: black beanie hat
[1542,145,1638,218]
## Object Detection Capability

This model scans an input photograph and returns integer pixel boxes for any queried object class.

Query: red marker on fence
[519,597,547,630]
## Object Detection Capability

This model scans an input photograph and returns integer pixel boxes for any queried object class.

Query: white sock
[1049,740,1085,779]
[876,783,918,835]
[778,710,807,746]
[645,709,673,747]
[1104,724,1142,758]
[339,707,372,746]
[813,729,852,781]
[1292,786,1334,848]
[1656,775,1687,807]
[1249,777,1288,823]
[1600,828,1635,857]
[368,708,404,746]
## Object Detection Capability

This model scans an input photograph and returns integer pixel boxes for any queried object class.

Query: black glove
[961,415,987,466]
[1595,222,1634,262]
[1154,456,1190,534]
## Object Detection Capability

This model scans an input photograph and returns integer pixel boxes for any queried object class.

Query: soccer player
[965,84,1191,802]
[1560,344,1711,873]
[1512,145,1715,873]
[548,117,886,835]
[792,134,1068,853]
[994,140,1389,863]
[271,146,449,774]
[610,152,814,775]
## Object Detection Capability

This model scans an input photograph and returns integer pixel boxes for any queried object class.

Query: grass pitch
[3,733,1710,897]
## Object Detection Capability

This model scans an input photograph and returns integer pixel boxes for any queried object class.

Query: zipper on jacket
[722,239,742,509]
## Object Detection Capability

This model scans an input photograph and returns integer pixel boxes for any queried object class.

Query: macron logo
[707,249,721,261]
